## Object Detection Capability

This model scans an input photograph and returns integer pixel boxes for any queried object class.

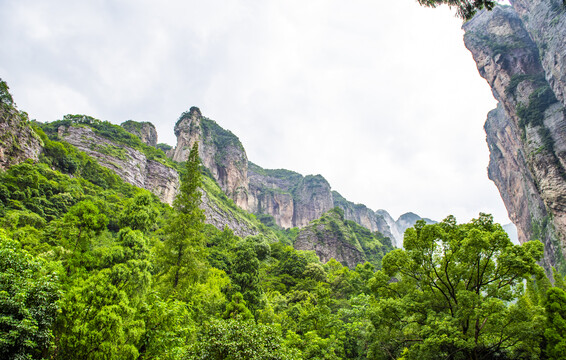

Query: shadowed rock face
[464,4,566,270]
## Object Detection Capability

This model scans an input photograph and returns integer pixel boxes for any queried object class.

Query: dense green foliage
[1,137,564,359]
[370,214,546,359]
[1,84,565,359]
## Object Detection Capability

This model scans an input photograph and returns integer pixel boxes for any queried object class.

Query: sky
[0,0,513,224]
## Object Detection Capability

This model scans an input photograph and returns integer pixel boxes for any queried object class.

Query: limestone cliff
[294,207,393,269]
[247,163,301,229]
[247,164,335,229]
[171,107,249,209]
[121,120,158,147]
[464,4,566,270]
[0,84,42,170]
[57,124,179,205]
[332,191,396,244]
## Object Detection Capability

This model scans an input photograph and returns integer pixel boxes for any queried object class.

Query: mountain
[0,79,433,267]
[294,207,393,268]
[463,1,566,272]
[169,106,431,247]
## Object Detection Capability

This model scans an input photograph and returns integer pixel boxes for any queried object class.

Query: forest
[1,77,566,360]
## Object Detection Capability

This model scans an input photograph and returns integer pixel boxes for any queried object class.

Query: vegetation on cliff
[41,115,176,169]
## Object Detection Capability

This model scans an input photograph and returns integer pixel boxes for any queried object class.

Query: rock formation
[121,120,158,147]
[0,103,42,170]
[57,125,179,205]
[332,191,396,244]
[171,107,249,209]
[294,207,393,268]
[464,3,566,270]
[170,107,435,245]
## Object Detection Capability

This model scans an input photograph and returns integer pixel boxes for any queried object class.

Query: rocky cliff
[171,107,249,209]
[247,163,304,229]
[294,207,393,268]
[49,116,259,237]
[332,191,396,244]
[121,120,158,147]
[170,108,437,245]
[464,3,566,270]
[56,124,180,205]
[0,82,42,170]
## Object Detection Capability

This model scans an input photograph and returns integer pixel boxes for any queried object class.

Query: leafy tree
[223,292,254,320]
[135,292,194,360]
[370,214,545,359]
[230,238,263,311]
[416,0,495,20]
[186,318,300,360]
[49,200,108,274]
[544,287,566,359]
[54,270,144,360]
[118,192,159,232]
[158,143,205,291]
[0,78,14,107]
[0,234,61,360]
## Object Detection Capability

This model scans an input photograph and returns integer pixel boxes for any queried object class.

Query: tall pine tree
[159,143,205,291]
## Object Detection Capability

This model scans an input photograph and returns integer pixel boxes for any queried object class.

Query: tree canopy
[416,0,496,20]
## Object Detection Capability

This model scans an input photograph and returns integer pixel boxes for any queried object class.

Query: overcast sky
[0,0,513,224]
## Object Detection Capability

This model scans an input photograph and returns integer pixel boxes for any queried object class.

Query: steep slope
[170,107,249,209]
[0,81,42,169]
[39,115,261,238]
[294,207,393,268]
[464,4,566,270]
[45,116,180,205]
[121,120,158,147]
[332,191,397,244]
[170,107,436,244]
[248,164,336,229]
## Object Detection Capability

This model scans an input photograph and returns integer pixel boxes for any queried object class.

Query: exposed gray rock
[59,125,179,205]
[464,4,566,270]
[294,209,367,268]
[201,191,259,238]
[332,191,396,243]
[171,107,249,209]
[0,105,42,170]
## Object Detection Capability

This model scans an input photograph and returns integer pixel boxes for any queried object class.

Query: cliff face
[332,191,396,244]
[247,164,301,229]
[121,120,158,147]
[58,125,180,205]
[247,165,335,229]
[172,110,382,233]
[170,107,434,245]
[511,0,566,105]
[464,4,566,270]
[0,105,42,170]
[171,107,249,209]
[294,208,393,268]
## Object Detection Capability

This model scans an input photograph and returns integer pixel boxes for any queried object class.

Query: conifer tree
[160,143,205,290]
